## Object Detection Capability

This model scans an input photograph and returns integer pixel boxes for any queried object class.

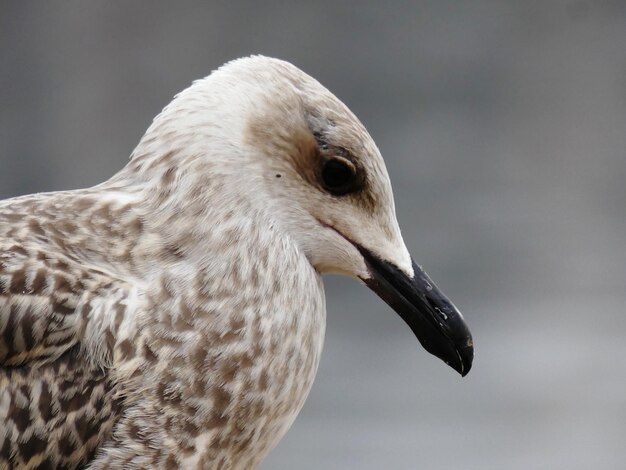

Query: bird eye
[321,158,357,195]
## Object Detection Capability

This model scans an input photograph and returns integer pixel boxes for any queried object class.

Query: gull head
[135,56,473,376]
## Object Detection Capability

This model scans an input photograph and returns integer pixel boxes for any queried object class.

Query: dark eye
[321,158,357,195]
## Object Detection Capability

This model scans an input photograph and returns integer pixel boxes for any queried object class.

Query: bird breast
[107,221,327,468]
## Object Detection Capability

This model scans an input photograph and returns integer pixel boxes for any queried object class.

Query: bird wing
[0,243,90,367]
[0,239,128,468]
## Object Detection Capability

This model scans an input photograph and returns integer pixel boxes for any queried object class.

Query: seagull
[0,56,473,469]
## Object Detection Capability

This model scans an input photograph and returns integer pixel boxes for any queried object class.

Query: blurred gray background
[2,1,626,469]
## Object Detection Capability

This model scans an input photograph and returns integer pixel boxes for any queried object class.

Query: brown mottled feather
[0,194,131,469]
[0,56,409,469]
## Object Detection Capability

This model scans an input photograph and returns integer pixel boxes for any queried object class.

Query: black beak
[358,247,473,376]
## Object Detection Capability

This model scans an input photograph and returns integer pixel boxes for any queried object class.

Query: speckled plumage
[0,56,418,469]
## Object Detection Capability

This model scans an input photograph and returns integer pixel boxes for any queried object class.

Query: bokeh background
[2,1,626,469]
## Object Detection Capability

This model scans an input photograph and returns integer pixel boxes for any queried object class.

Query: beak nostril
[434,307,448,321]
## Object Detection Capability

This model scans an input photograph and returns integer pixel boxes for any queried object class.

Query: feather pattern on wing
[0,191,133,469]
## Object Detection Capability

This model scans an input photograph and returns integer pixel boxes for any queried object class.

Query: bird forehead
[229,57,392,213]
[216,57,379,161]
[243,87,378,165]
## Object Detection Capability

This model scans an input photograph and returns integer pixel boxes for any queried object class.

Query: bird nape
[0,55,473,469]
